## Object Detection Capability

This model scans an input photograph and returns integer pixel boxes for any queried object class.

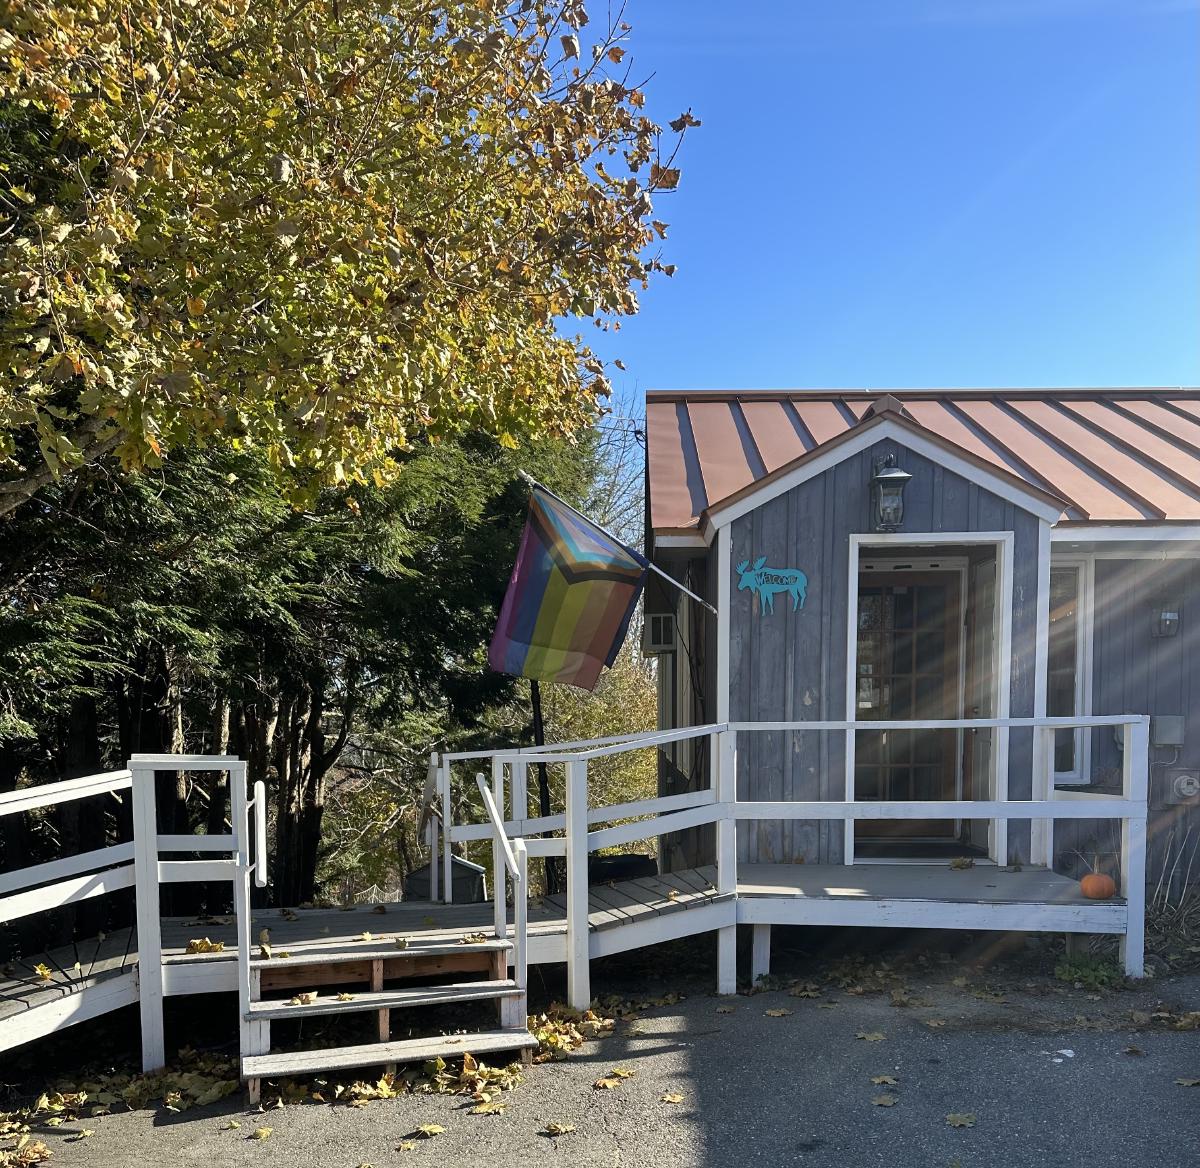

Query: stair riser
[249,941,510,970]
[241,1030,538,1081]
[260,951,497,992]
[248,986,522,1021]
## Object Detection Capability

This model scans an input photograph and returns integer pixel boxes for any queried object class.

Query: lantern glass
[870,457,912,532]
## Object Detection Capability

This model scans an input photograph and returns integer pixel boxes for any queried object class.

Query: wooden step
[249,937,510,969]
[241,1028,538,1080]
[247,979,521,1020]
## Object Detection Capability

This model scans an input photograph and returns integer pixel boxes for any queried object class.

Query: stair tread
[250,937,511,968]
[242,1029,537,1079]
[248,980,521,1019]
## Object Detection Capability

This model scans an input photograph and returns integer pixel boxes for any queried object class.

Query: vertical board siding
[1055,558,1200,895]
[728,437,1042,864]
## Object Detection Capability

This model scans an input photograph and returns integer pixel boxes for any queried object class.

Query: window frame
[1048,555,1094,786]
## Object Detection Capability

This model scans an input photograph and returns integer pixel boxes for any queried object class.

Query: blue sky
[585,0,1200,411]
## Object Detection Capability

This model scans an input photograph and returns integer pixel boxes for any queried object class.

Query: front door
[854,570,962,844]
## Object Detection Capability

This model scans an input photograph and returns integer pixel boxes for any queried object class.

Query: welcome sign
[734,557,809,615]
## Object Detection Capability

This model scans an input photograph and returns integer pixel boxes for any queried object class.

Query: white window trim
[1047,554,1095,786]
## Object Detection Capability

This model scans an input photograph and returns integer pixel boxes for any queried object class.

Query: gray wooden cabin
[644,389,1200,901]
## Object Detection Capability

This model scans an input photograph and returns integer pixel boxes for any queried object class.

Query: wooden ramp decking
[0,865,723,1043]
[2,860,1120,1050]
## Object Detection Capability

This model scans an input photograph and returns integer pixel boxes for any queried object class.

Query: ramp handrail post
[441,758,454,904]
[426,752,440,902]
[513,838,529,1002]
[488,759,508,939]
[564,758,590,1010]
[715,729,738,994]
[1120,715,1149,977]
[130,760,165,1071]
[230,760,267,1064]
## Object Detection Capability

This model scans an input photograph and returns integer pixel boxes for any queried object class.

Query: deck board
[736,863,1116,905]
[1,861,1105,1030]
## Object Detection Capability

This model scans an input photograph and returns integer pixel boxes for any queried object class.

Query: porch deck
[1,860,1116,1039]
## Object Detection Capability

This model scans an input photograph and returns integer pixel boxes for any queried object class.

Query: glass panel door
[855,571,962,841]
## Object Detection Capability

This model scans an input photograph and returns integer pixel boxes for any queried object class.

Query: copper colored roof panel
[793,399,855,445]
[1007,399,1200,519]
[645,399,704,530]
[645,390,1200,533]
[741,400,814,472]
[1113,400,1200,455]
[1058,400,1200,490]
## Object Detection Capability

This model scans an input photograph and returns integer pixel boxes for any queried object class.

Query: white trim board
[1050,526,1200,543]
[716,525,731,723]
[845,532,1015,866]
[1046,555,1096,787]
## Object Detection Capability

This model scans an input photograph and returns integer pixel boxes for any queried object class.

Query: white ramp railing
[435,714,1150,1007]
[128,754,266,1071]
[474,773,527,1027]
[0,755,267,1069]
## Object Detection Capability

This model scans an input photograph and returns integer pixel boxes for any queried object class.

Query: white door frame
[845,532,1015,866]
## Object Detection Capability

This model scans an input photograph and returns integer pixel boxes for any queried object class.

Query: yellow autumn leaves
[0,0,696,518]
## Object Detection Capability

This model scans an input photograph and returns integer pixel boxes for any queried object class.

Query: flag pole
[517,470,718,616]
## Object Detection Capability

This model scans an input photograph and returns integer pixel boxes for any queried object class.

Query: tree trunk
[205,697,231,838]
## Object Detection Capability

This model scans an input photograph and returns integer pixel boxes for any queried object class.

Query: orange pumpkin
[1080,872,1117,900]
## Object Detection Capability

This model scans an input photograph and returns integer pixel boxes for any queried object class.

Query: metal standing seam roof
[645,389,1200,534]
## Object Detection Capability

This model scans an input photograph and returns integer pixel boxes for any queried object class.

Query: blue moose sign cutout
[735,557,809,615]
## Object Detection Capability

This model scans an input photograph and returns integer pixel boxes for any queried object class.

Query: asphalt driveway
[10,937,1199,1168]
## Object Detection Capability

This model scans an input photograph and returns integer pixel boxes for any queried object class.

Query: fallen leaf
[870,1075,899,1085]
[288,992,316,1006]
[925,1019,948,1028]
[33,963,54,982]
[396,1140,417,1151]
[460,933,489,945]
[871,1095,898,1107]
[946,1113,976,1128]
[1175,1078,1200,1087]
[414,1124,445,1138]
[765,1008,793,1018]
[789,983,822,998]
[667,889,680,901]
[543,1122,575,1136]
[470,1100,506,1115]
[593,1076,622,1090]
[1122,1046,1145,1056]
[335,993,356,1002]
[716,1005,735,1014]
[661,1092,684,1104]
[395,937,409,949]
[856,1031,885,1042]
[249,1126,272,1140]
[222,1120,241,1130]
[359,932,373,943]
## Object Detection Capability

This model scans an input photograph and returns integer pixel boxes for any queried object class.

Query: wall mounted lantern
[870,454,912,532]
[1153,599,1181,638]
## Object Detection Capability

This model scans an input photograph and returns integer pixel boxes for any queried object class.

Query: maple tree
[0,0,695,515]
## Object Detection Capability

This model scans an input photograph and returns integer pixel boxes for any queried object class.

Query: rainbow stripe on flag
[489,487,647,691]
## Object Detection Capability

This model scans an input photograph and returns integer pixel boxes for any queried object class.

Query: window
[1048,560,1092,782]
